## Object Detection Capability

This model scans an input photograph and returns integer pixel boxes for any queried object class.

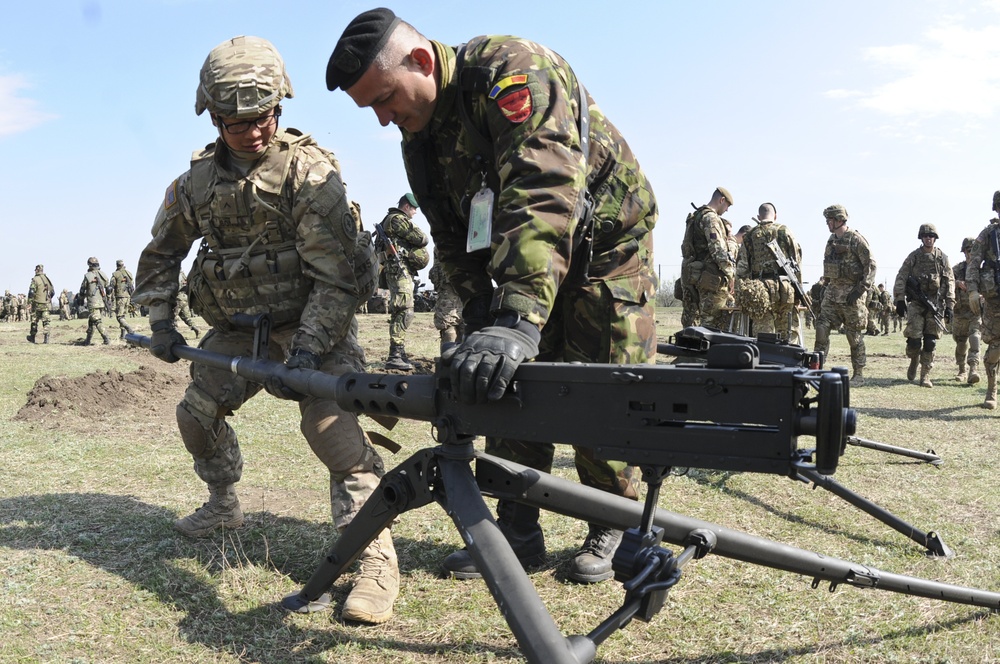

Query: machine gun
[126,327,999,664]
[766,239,816,320]
[904,275,946,331]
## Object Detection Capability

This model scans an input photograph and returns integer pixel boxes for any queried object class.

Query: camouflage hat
[326,8,401,91]
[918,223,938,239]
[34,264,43,273]
[994,190,1000,214]
[823,205,848,222]
[962,237,975,252]
[116,259,124,267]
[196,36,294,118]
[87,257,100,267]
[715,187,734,206]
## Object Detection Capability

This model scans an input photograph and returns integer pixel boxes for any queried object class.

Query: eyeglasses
[219,108,281,135]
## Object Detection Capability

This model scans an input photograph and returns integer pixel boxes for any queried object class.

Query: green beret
[716,186,734,205]
[404,192,418,209]
[326,8,400,91]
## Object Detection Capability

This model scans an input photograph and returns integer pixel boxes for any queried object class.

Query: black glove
[441,314,540,404]
[149,319,187,363]
[895,300,907,317]
[264,349,321,401]
[846,286,865,305]
[945,306,954,324]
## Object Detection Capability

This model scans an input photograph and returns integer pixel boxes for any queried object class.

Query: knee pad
[404,310,415,328]
[300,398,385,478]
[985,344,1000,366]
[922,336,936,353]
[906,337,922,352]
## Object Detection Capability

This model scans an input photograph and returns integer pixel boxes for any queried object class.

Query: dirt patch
[14,365,186,427]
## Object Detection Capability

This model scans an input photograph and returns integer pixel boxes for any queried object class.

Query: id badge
[467,186,494,253]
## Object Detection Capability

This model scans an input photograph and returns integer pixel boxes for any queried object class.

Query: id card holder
[467,185,494,253]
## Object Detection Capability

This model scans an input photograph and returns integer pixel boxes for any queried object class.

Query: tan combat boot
[342,528,399,624]
[956,361,967,383]
[918,352,934,388]
[850,366,865,387]
[967,360,981,385]
[906,354,919,382]
[174,483,244,537]
[983,364,998,410]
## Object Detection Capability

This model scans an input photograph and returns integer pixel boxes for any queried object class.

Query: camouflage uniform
[877,286,892,335]
[966,213,1000,408]
[893,226,953,388]
[681,205,734,329]
[813,207,875,384]
[133,35,396,624]
[111,261,135,338]
[381,31,656,580]
[78,259,111,345]
[1,290,10,322]
[59,289,71,320]
[952,245,982,383]
[735,218,802,342]
[378,201,429,368]
[173,270,201,337]
[428,251,464,351]
[27,265,54,343]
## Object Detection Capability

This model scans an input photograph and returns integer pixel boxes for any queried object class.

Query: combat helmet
[962,237,975,253]
[195,36,294,119]
[823,204,848,222]
[35,264,43,274]
[917,223,938,239]
[116,259,124,268]
[87,257,100,268]
[993,190,1000,214]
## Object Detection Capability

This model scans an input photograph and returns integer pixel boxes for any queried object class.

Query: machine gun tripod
[127,325,999,664]
[659,326,950,557]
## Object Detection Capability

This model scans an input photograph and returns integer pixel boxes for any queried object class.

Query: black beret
[326,8,401,91]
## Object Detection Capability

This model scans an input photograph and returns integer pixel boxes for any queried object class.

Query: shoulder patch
[496,87,533,123]
[164,180,178,209]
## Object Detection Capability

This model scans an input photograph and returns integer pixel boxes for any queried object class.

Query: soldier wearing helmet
[964,192,1000,408]
[110,259,136,339]
[27,264,55,344]
[951,237,982,384]
[893,223,954,388]
[132,36,397,624]
[814,205,875,386]
[78,257,111,345]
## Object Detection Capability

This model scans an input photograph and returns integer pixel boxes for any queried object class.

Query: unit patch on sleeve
[164,180,178,209]
[490,74,532,123]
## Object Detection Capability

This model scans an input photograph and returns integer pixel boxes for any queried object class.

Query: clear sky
[2,0,999,302]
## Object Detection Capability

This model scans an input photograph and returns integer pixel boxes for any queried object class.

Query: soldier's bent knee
[922,336,936,352]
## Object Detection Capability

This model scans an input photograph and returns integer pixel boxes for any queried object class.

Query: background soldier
[735,202,802,343]
[78,257,111,345]
[813,205,875,386]
[131,36,397,624]
[377,193,429,370]
[952,237,982,384]
[1,290,11,322]
[111,259,135,338]
[327,8,658,584]
[681,187,735,329]
[965,192,1000,408]
[893,224,953,388]
[27,264,54,344]
[428,247,464,352]
[173,270,201,338]
[59,289,71,320]
[876,284,892,335]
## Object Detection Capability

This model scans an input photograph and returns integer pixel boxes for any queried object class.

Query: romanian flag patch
[164,180,178,209]
[490,74,532,123]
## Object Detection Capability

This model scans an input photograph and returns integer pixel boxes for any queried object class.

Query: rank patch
[496,87,533,123]
[164,180,178,209]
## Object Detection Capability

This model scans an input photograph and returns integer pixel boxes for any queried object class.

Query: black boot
[385,341,413,371]
[442,501,545,579]
[567,524,622,584]
[43,333,49,344]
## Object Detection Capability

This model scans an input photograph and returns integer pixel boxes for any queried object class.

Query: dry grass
[1,310,998,663]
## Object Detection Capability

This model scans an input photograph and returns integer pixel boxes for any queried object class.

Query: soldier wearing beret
[813,205,875,386]
[327,8,658,584]
[680,188,735,328]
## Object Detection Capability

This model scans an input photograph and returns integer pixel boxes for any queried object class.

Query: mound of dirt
[15,365,185,425]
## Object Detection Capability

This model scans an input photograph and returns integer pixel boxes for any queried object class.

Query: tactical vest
[84,270,107,309]
[681,207,711,261]
[908,248,947,298]
[30,274,54,304]
[822,231,865,284]
[112,269,133,297]
[747,223,783,278]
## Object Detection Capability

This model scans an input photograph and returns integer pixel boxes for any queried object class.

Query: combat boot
[174,483,244,537]
[850,367,865,387]
[192,326,201,339]
[567,524,623,584]
[43,333,49,344]
[341,528,400,624]
[919,351,934,388]
[83,330,94,346]
[102,333,111,345]
[906,354,919,382]
[983,365,998,410]
[385,341,413,371]
[442,501,545,579]
[26,334,35,343]
[956,363,967,383]
[967,361,981,385]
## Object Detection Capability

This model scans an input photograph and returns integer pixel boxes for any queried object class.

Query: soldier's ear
[408,46,434,75]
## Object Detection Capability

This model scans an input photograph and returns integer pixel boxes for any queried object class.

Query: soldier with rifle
[110,259,135,339]
[893,224,953,388]
[735,202,807,343]
[78,257,111,345]
[965,191,1000,408]
[952,237,982,383]
[26,264,55,344]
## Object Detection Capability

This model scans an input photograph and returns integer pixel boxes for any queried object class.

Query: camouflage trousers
[386,268,414,345]
[433,286,463,333]
[29,302,50,337]
[696,278,731,330]
[980,295,1000,368]
[952,313,981,368]
[174,293,198,329]
[86,307,107,337]
[176,322,385,528]
[487,247,657,502]
[904,302,946,339]
[814,297,867,369]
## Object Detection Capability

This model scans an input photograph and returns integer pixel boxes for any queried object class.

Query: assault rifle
[766,239,816,320]
[904,275,946,332]
[373,221,403,271]
[126,328,999,664]
[991,225,1000,290]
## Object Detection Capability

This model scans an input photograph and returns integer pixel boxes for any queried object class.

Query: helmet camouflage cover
[917,223,938,239]
[823,204,848,222]
[962,236,975,252]
[195,35,294,119]
[87,256,100,267]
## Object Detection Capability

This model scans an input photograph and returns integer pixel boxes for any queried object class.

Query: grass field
[1,310,998,663]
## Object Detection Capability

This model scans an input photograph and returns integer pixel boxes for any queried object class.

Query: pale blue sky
[3,0,999,300]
